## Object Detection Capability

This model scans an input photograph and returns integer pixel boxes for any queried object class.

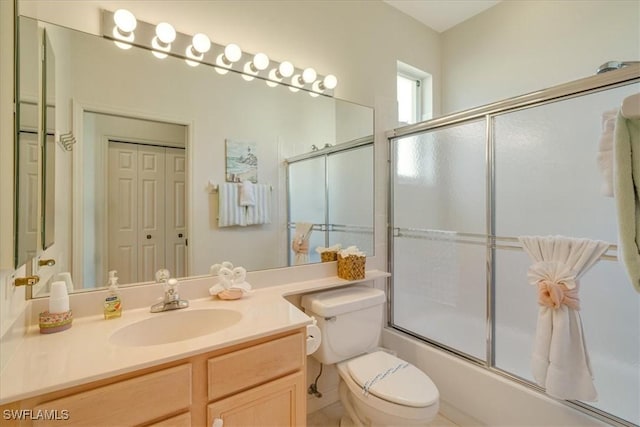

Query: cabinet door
[207,372,305,427]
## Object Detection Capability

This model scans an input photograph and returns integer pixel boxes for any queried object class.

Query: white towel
[292,222,313,265]
[597,109,617,197]
[239,180,256,206]
[218,183,246,227]
[519,235,609,401]
[613,112,640,293]
[246,184,271,225]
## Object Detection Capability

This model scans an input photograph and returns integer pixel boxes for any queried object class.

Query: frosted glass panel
[288,157,326,264]
[392,120,487,360]
[328,145,374,255]
[393,237,486,360]
[494,83,640,240]
[393,119,486,233]
[494,250,640,424]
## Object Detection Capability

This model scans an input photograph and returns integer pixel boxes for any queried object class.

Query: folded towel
[613,112,640,293]
[239,180,256,206]
[597,109,617,197]
[519,235,609,401]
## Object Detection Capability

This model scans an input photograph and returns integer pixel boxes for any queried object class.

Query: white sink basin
[110,308,242,347]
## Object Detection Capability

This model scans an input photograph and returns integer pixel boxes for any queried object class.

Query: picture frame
[225,139,258,183]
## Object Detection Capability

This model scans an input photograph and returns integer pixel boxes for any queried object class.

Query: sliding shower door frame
[387,65,640,427]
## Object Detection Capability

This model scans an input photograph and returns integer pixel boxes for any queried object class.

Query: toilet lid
[347,351,438,408]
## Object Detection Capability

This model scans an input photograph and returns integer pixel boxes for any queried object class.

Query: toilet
[301,286,439,427]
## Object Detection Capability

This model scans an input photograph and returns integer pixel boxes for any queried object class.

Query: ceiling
[384,0,501,33]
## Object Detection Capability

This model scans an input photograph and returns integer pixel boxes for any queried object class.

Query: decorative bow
[527,261,580,310]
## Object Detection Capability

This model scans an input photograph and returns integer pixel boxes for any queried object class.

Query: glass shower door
[327,145,374,255]
[391,119,487,360]
[288,157,326,264]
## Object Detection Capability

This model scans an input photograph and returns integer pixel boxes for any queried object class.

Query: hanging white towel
[292,222,313,265]
[613,111,640,293]
[596,109,617,197]
[239,180,256,206]
[218,183,246,227]
[246,184,271,225]
[518,235,609,402]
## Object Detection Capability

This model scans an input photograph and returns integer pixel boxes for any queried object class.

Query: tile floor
[307,401,458,427]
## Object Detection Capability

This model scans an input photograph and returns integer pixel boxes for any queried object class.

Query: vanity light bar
[101,9,337,97]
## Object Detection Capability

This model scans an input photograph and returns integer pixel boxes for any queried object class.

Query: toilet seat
[346,351,439,408]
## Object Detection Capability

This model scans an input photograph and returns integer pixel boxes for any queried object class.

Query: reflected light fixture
[313,74,338,93]
[185,33,211,66]
[152,22,176,59]
[243,52,270,81]
[112,9,137,49]
[216,43,242,72]
[300,67,317,85]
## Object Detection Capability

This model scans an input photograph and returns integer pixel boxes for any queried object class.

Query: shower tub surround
[389,67,640,427]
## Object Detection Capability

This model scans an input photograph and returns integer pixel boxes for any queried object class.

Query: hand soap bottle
[104,270,122,319]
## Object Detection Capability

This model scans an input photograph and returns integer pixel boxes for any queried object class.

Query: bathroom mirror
[42,30,55,251]
[17,16,375,295]
[14,16,40,268]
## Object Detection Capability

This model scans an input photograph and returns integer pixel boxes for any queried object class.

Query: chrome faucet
[150,269,189,313]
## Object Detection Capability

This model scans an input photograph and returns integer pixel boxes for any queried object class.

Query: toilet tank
[301,286,386,365]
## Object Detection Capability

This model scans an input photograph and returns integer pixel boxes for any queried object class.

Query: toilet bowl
[337,351,439,426]
[301,286,440,426]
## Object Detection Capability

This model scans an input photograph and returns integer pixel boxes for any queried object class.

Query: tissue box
[320,251,338,262]
[337,254,366,280]
[39,310,73,334]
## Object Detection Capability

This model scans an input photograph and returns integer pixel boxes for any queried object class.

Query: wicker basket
[320,251,338,262]
[337,254,366,280]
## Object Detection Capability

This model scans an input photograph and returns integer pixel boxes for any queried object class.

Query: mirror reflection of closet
[81,112,187,289]
[287,140,374,265]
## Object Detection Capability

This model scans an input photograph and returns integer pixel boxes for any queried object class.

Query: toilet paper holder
[306,316,322,355]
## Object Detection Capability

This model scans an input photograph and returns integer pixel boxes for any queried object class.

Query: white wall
[441,0,640,114]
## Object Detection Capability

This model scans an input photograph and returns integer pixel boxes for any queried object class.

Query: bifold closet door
[108,142,185,283]
[164,147,187,278]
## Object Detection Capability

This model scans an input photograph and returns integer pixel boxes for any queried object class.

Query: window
[397,61,432,126]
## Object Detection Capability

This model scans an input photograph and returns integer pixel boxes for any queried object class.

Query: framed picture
[225,139,258,183]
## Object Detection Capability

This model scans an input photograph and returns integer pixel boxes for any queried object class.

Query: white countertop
[0,270,389,404]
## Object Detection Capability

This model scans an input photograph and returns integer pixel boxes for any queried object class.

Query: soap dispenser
[104,270,122,319]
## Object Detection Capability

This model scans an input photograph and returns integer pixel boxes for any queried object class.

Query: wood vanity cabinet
[0,328,306,427]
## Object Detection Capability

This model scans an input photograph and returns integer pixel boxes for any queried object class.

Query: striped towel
[218,183,246,227]
[246,184,271,225]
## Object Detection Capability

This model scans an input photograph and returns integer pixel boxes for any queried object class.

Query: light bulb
[323,74,338,90]
[278,61,294,78]
[155,22,176,44]
[252,53,269,71]
[302,67,317,84]
[114,9,137,33]
[224,43,242,63]
[192,33,211,54]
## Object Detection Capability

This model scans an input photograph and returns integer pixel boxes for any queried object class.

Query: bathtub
[390,302,639,426]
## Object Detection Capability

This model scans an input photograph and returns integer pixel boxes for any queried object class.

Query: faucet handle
[165,278,179,302]
[155,268,171,283]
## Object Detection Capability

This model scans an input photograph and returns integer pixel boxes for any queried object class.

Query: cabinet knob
[146,234,152,239]
[178,233,183,238]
